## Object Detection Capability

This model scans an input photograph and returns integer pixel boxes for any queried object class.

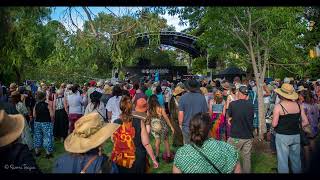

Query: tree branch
[111,22,137,36]
[68,8,81,32]
[228,29,250,52]
[82,7,98,37]
[234,15,248,35]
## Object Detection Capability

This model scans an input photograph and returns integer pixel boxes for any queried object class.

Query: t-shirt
[178,92,208,129]
[106,96,122,123]
[174,138,239,173]
[67,94,83,114]
[156,94,165,107]
[228,99,254,139]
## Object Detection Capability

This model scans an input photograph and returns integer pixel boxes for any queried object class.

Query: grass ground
[35,136,277,173]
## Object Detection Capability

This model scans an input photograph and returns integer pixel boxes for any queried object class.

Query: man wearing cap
[227,85,254,173]
[178,80,208,144]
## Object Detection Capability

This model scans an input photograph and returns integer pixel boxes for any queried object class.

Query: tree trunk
[256,81,266,139]
[14,66,22,84]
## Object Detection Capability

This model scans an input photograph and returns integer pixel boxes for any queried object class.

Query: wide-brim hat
[104,85,112,94]
[135,98,148,112]
[297,86,307,92]
[0,110,25,147]
[173,86,185,96]
[200,87,208,95]
[274,83,298,100]
[64,113,120,153]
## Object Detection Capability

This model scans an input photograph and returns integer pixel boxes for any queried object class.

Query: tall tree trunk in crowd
[14,66,22,84]
[230,9,269,139]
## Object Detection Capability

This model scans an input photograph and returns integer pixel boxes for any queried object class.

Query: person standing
[11,91,33,150]
[84,91,106,121]
[132,98,150,133]
[33,91,54,158]
[227,86,254,173]
[178,80,208,144]
[208,90,226,141]
[169,86,185,147]
[0,110,41,173]
[53,113,120,173]
[173,113,241,173]
[147,95,175,163]
[106,85,122,123]
[155,86,165,108]
[53,89,69,142]
[111,96,159,173]
[65,85,83,134]
[272,83,309,173]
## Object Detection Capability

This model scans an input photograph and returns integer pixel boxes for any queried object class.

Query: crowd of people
[0,76,320,173]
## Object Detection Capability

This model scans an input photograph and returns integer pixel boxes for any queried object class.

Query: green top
[174,138,239,173]
[145,88,153,98]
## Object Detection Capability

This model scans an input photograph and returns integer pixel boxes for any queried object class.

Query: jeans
[227,137,253,173]
[181,126,190,144]
[275,133,301,173]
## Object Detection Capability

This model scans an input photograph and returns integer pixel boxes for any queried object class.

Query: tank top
[55,96,64,110]
[274,103,300,135]
[212,101,224,113]
[35,101,51,122]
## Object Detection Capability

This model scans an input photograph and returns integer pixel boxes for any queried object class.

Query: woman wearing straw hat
[0,110,40,173]
[53,113,120,173]
[111,96,159,173]
[169,86,185,147]
[272,83,310,173]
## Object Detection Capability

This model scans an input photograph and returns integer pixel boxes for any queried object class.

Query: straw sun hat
[64,113,120,153]
[274,83,298,100]
[200,87,208,95]
[104,85,112,94]
[173,86,185,96]
[0,110,25,147]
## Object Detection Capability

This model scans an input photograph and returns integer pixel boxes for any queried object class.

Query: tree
[166,7,308,139]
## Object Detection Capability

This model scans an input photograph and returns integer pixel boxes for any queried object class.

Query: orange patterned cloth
[111,122,136,168]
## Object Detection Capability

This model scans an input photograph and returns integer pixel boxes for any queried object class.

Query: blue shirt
[179,92,208,129]
[156,94,165,107]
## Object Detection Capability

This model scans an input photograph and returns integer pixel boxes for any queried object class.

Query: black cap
[239,85,249,95]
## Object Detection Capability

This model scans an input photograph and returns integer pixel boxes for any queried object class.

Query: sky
[50,7,189,32]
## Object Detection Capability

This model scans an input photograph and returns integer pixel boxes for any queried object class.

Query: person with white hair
[96,81,104,94]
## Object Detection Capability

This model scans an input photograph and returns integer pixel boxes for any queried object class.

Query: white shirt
[67,93,83,114]
[106,96,122,123]
[85,102,106,120]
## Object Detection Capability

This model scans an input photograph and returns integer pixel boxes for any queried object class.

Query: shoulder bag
[190,144,222,174]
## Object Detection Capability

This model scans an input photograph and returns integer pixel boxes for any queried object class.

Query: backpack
[111,121,136,168]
